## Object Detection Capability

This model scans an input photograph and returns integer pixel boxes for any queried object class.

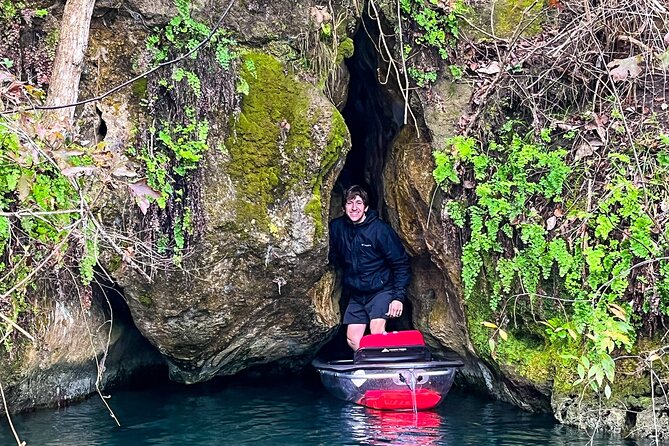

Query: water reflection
[0,382,652,445]
[346,405,447,445]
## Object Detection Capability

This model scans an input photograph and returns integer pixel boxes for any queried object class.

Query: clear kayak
[312,330,464,410]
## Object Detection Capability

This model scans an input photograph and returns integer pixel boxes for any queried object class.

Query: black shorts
[343,289,395,324]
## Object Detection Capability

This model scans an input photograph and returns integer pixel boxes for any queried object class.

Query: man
[328,185,411,350]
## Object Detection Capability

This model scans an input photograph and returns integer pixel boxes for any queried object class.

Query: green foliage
[400,0,465,57]
[172,68,201,97]
[0,111,88,344]
[146,0,237,69]
[0,0,22,21]
[445,200,466,228]
[134,111,209,209]
[433,120,669,396]
[434,124,571,307]
[400,0,468,86]
[407,66,437,87]
[79,221,99,286]
[449,64,463,80]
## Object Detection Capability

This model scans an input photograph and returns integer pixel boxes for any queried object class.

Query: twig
[0,379,25,446]
[0,209,83,217]
[0,313,35,343]
[65,267,121,427]
[0,0,238,115]
[367,0,420,137]
[0,224,78,301]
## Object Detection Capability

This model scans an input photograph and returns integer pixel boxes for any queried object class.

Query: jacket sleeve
[379,223,410,302]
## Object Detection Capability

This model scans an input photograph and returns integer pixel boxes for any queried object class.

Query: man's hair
[343,185,369,207]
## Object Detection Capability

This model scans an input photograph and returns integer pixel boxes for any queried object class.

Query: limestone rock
[109,50,350,383]
[0,292,161,414]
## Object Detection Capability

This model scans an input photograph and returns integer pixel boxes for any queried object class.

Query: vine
[131,0,238,260]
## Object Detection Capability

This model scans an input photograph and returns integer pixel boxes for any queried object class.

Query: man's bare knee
[347,324,366,351]
[369,318,386,334]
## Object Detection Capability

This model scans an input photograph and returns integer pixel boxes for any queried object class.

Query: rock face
[103,42,352,382]
[0,290,163,414]
[6,0,664,440]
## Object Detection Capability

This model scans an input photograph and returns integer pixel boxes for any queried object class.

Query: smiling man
[328,185,411,351]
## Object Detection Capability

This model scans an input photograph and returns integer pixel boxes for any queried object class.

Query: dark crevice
[92,273,168,388]
[333,12,405,215]
[321,12,410,360]
[95,105,107,141]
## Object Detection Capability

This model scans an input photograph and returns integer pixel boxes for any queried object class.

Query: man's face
[344,195,368,223]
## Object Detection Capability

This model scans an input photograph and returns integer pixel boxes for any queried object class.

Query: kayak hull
[313,359,458,410]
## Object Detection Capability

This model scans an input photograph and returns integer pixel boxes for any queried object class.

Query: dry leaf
[607,55,643,81]
[128,180,161,215]
[658,49,669,70]
[62,166,96,177]
[16,174,33,201]
[556,122,578,131]
[574,142,594,161]
[661,199,669,213]
[546,215,557,231]
[476,61,501,75]
[112,165,138,177]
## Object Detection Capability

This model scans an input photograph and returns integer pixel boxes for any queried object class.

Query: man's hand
[386,300,403,318]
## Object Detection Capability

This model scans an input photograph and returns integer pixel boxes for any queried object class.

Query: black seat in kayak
[353,330,433,364]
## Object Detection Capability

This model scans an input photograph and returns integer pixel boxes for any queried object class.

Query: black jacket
[328,210,410,302]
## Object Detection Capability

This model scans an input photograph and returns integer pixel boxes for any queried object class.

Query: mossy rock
[464,284,576,392]
[335,37,355,65]
[224,51,349,237]
[462,0,546,41]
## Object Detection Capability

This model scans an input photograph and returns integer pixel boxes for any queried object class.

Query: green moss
[107,254,122,273]
[493,0,545,38]
[335,37,355,65]
[305,196,323,238]
[305,109,348,239]
[225,51,349,237]
[138,294,153,306]
[226,52,315,230]
[324,110,348,172]
[132,77,148,99]
[465,285,575,390]
[463,0,545,40]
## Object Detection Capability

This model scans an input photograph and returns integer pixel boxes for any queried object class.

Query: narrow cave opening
[321,13,413,359]
[332,14,405,214]
[91,273,168,388]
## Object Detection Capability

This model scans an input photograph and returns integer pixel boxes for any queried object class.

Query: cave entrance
[322,12,412,359]
[332,12,405,214]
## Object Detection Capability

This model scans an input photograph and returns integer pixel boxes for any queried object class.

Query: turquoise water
[0,377,648,445]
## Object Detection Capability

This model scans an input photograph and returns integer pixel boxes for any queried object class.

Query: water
[0,377,652,445]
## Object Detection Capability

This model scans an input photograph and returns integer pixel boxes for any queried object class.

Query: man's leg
[347,324,367,350]
[367,290,393,335]
[369,318,387,334]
